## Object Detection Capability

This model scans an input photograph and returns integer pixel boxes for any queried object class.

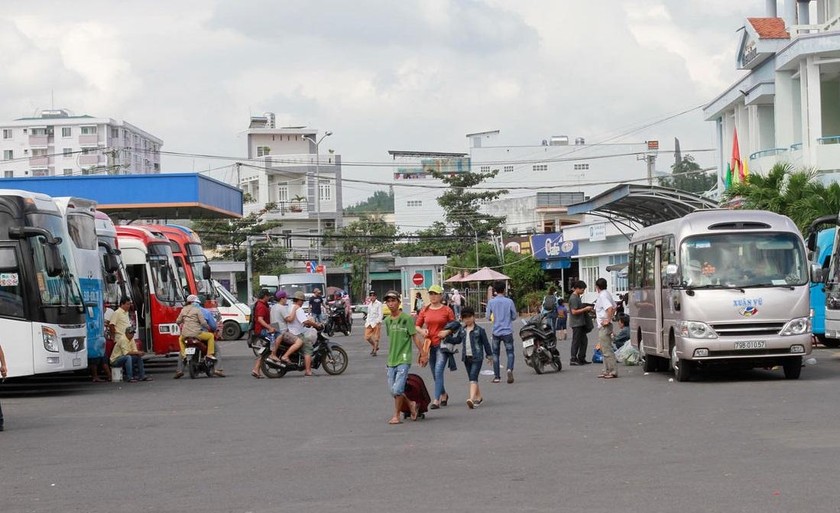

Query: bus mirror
[103,253,119,274]
[811,263,824,284]
[202,263,212,280]
[665,264,679,276]
[106,273,117,284]
[45,244,63,277]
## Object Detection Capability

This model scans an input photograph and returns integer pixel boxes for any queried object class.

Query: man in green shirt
[383,290,423,425]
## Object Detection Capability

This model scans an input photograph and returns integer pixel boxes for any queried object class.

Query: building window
[480,165,491,173]
[580,257,599,294]
[407,200,423,207]
[31,149,48,157]
[319,182,331,202]
[111,128,119,138]
[257,146,271,157]
[63,148,73,157]
[80,126,97,135]
[573,163,590,170]
[503,165,514,173]
[3,171,12,178]
[3,150,12,160]
[2,129,11,139]
[63,168,73,176]
[32,169,49,177]
[81,169,92,175]
[277,184,289,203]
[609,254,629,292]
[533,164,548,172]
[30,128,48,136]
[62,127,71,137]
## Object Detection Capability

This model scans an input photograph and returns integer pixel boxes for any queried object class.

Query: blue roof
[0,173,242,219]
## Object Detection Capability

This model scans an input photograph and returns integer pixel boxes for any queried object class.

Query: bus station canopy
[566,184,718,227]
[0,173,242,220]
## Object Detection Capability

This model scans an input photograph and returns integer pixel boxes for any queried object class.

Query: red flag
[731,128,742,185]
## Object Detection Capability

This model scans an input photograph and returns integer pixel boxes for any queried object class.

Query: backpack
[542,294,557,312]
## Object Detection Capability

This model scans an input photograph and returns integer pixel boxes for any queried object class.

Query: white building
[239,113,343,271]
[704,0,840,184]
[0,108,162,178]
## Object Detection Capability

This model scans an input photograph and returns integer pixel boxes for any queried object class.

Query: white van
[214,280,251,340]
[277,273,327,301]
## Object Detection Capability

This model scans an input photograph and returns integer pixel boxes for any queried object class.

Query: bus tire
[671,345,693,382]
[222,321,241,341]
[783,357,802,380]
[821,336,840,348]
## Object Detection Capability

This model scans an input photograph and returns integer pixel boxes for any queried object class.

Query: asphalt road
[2,321,840,513]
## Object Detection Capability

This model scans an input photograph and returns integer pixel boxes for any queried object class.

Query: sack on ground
[615,342,640,365]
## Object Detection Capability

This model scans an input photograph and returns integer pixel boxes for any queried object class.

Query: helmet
[275,290,287,299]
[186,294,199,303]
[293,290,306,301]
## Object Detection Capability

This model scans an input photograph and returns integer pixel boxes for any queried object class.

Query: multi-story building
[704,0,840,185]
[239,113,343,270]
[0,108,162,178]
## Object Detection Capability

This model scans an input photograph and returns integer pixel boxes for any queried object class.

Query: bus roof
[631,209,800,243]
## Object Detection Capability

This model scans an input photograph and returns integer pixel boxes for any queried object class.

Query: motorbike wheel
[323,346,349,375]
[188,357,198,379]
[326,321,335,338]
[261,358,287,379]
[550,355,562,372]
[531,352,544,374]
[204,360,214,378]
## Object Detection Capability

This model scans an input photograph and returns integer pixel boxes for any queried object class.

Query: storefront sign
[530,233,577,261]
[589,223,606,242]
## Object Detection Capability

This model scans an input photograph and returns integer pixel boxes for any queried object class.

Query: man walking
[364,290,383,356]
[569,281,594,365]
[594,278,618,379]
[309,288,325,323]
[486,281,518,384]
[382,290,423,424]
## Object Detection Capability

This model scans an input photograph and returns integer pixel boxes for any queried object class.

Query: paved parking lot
[2,321,840,513]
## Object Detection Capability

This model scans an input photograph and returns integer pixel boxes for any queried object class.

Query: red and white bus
[141,224,217,309]
[116,225,184,355]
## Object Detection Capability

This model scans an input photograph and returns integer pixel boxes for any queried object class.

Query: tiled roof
[747,17,790,39]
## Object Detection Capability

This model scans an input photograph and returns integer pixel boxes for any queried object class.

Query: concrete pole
[246,237,253,304]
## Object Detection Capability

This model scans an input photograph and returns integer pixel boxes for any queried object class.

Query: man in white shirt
[268,290,297,363]
[364,290,384,356]
[593,278,618,379]
[278,291,321,376]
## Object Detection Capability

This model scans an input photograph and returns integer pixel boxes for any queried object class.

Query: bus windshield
[680,233,807,288]
[29,213,84,308]
[148,243,183,304]
[187,243,214,298]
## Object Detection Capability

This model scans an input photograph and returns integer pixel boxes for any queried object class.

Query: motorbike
[520,312,562,374]
[183,336,216,379]
[259,328,349,378]
[324,303,351,337]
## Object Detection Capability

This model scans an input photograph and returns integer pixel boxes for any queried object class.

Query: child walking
[459,307,493,409]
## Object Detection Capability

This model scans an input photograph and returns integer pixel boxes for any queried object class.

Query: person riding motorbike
[277,290,322,376]
[174,294,217,379]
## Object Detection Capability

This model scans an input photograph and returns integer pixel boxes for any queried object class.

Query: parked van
[214,280,250,340]
[277,273,327,301]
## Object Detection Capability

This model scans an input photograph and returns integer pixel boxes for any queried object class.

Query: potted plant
[290,195,306,212]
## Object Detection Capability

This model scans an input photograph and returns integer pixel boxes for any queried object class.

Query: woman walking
[415,284,455,409]
[459,307,492,409]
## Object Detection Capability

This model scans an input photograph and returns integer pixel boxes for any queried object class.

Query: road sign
[315,264,325,274]
[412,273,424,286]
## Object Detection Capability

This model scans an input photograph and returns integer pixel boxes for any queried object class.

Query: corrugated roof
[748,17,790,39]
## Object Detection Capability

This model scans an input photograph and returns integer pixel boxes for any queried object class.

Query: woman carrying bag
[415,284,455,409]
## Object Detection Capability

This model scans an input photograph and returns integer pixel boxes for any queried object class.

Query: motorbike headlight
[678,321,718,339]
[780,317,810,336]
[42,327,59,352]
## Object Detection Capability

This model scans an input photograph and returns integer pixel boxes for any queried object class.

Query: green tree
[328,215,397,300]
[658,154,717,194]
[344,189,394,214]
[191,211,288,277]
[393,222,462,258]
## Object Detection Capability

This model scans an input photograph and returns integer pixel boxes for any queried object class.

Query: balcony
[78,155,102,166]
[29,156,51,166]
[747,148,789,175]
[78,134,98,145]
[816,136,840,172]
[28,135,49,147]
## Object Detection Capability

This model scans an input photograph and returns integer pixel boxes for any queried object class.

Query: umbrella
[445,272,467,283]
[460,267,511,282]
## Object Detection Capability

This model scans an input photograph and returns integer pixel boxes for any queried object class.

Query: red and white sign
[412,273,424,286]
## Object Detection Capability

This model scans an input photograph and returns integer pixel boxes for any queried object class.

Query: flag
[725,128,742,190]
[739,156,749,183]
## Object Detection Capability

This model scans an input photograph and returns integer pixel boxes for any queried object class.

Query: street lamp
[302,131,333,265]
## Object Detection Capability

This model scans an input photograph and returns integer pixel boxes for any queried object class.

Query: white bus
[628,210,817,381]
[0,190,87,377]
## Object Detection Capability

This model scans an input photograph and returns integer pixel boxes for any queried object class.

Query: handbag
[584,313,595,333]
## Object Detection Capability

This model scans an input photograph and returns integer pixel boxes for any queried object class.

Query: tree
[328,215,397,300]
[191,211,288,277]
[344,189,394,214]
[393,222,461,257]
[658,154,717,194]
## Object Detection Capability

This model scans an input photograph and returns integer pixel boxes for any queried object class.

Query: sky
[0,0,767,206]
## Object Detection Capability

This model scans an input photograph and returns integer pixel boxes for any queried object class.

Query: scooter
[324,303,351,337]
[520,312,562,374]
[183,336,216,379]
[260,329,349,378]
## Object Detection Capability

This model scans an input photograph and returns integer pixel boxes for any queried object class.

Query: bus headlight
[42,327,59,352]
[679,321,718,339]
[780,317,810,336]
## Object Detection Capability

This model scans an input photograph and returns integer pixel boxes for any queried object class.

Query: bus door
[124,263,152,353]
[0,244,34,377]
[654,242,666,355]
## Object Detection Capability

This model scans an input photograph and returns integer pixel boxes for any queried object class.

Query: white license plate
[522,339,534,349]
[734,340,766,350]
[184,347,197,355]
[72,358,82,367]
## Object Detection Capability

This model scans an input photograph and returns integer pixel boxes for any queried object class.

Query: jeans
[453,304,461,320]
[428,345,448,401]
[387,364,410,396]
[491,334,515,379]
[111,355,145,380]
[571,326,588,362]
[464,357,482,382]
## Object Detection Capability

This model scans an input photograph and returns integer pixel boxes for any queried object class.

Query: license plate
[734,340,766,350]
[72,358,81,367]
[522,339,534,349]
[185,347,197,355]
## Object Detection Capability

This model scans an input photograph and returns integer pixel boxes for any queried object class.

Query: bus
[94,211,137,348]
[141,224,216,308]
[0,189,87,377]
[116,225,184,355]
[628,210,817,382]
[809,228,835,347]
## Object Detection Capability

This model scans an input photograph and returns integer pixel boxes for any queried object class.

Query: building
[0,108,162,178]
[704,0,840,185]
[239,113,343,273]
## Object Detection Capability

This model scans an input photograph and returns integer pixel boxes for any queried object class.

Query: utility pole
[246,237,253,303]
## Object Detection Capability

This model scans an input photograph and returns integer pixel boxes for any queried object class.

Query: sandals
[598,373,618,379]
[440,395,449,406]
[466,399,474,409]
[251,371,264,379]
[409,401,419,421]
[388,418,403,425]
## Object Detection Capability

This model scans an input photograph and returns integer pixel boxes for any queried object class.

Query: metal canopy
[566,184,718,227]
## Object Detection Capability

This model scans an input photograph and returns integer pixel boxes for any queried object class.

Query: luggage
[401,373,431,419]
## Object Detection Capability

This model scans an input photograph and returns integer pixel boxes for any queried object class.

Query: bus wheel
[223,321,242,341]
[821,336,840,348]
[671,345,693,382]
[782,357,802,380]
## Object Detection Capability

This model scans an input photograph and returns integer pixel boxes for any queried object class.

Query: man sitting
[176,294,216,365]
[110,325,151,382]
[278,291,321,376]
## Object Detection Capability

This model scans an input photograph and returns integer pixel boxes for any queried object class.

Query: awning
[460,267,510,282]
[567,184,718,227]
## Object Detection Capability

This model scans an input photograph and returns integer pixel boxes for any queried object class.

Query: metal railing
[748,148,788,160]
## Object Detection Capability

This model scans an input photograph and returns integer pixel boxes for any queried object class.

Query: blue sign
[530,233,578,261]
[541,259,571,270]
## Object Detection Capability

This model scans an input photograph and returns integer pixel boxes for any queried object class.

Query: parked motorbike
[260,329,349,378]
[324,303,351,337]
[183,336,216,379]
[520,312,561,374]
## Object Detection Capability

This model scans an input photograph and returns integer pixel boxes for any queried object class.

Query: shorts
[364,324,381,342]
[387,364,410,397]
[464,357,482,382]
